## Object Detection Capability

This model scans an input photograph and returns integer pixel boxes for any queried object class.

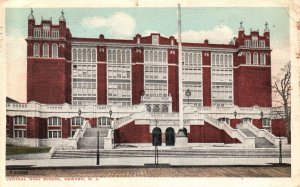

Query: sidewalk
[6,156,291,169]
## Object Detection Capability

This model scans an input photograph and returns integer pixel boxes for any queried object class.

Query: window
[78,49,82,61]
[97,117,110,126]
[82,49,86,62]
[48,117,62,126]
[48,130,62,138]
[253,52,258,65]
[218,118,230,125]
[244,40,251,47]
[73,48,77,61]
[146,105,151,112]
[43,43,49,57]
[260,53,266,65]
[51,30,59,39]
[87,49,91,62]
[161,105,168,113]
[14,116,27,125]
[52,44,58,58]
[259,40,265,48]
[241,118,252,123]
[71,117,84,126]
[246,52,251,65]
[153,105,160,113]
[34,28,41,38]
[34,43,40,57]
[92,49,96,62]
[14,130,26,138]
[262,118,271,132]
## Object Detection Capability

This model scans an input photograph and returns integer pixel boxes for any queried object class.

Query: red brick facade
[114,121,151,143]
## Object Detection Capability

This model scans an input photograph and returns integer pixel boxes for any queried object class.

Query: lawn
[6,144,51,155]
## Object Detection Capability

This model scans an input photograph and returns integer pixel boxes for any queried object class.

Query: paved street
[6,165,290,177]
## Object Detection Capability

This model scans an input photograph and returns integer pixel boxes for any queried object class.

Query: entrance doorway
[152,127,162,146]
[165,127,175,146]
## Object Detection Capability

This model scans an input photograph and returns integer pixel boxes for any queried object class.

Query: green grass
[6,144,51,155]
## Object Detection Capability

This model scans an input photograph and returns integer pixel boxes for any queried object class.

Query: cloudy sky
[5,7,290,102]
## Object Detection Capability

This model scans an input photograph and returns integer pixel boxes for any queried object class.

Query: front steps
[77,127,109,149]
[239,128,275,148]
[51,148,290,159]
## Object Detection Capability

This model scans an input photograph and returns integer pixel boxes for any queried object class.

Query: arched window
[52,44,58,58]
[92,49,96,62]
[154,51,158,62]
[150,51,153,62]
[161,105,168,113]
[158,51,162,62]
[153,105,160,113]
[224,55,228,67]
[71,117,84,126]
[43,43,49,57]
[87,49,91,62]
[188,53,192,65]
[253,52,258,65]
[220,55,223,66]
[146,105,151,112]
[97,117,110,126]
[193,53,197,65]
[82,49,86,62]
[122,50,125,63]
[185,53,188,65]
[212,54,215,66]
[218,117,230,125]
[228,55,232,67]
[246,52,251,65]
[48,117,62,126]
[73,49,77,61]
[78,49,82,61]
[13,116,27,125]
[163,52,167,62]
[112,50,116,62]
[145,51,149,62]
[241,118,252,123]
[216,55,219,66]
[34,43,40,57]
[107,50,111,62]
[126,50,130,63]
[117,50,121,63]
[260,53,266,65]
[198,54,201,65]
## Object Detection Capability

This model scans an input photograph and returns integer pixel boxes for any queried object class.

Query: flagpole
[177,3,184,134]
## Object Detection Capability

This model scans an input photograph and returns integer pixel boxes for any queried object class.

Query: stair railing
[244,121,288,147]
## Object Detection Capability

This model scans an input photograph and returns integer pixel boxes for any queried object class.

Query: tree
[272,62,291,143]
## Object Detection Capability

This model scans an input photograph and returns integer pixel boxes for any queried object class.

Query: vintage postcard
[0,0,299,186]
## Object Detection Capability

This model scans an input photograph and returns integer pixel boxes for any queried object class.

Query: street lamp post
[234,110,237,119]
[185,89,191,104]
[96,131,100,165]
[78,109,81,117]
[109,109,112,128]
[279,136,282,165]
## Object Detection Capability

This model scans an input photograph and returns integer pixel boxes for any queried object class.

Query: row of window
[182,52,202,66]
[33,43,58,58]
[72,65,97,78]
[146,104,169,112]
[245,52,266,65]
[108,83,131,98]
[144,83,168,98]
[144,50,167,63]
[107,65,131,79]
[211,54,233,67]
[107,49,131,63]
[244,39,265,48]
[72,48,97,62]
[33,28,59,39]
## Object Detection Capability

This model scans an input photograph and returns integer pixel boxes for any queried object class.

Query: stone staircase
[239,128,275,148]
[51,148,290,159]
[77,127,109,149]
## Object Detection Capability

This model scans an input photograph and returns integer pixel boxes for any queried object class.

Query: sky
[5,7,290,103]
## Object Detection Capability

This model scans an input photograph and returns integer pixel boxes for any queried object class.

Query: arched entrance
[165,127,175,146]
[152,127,162,146]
